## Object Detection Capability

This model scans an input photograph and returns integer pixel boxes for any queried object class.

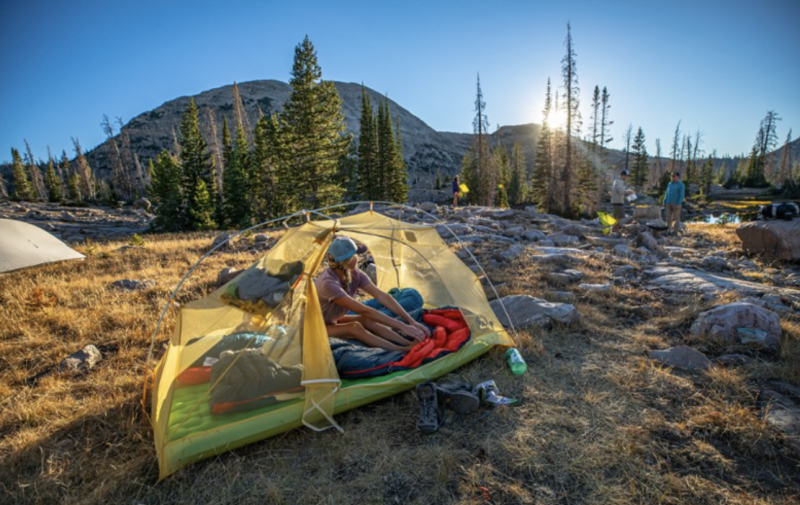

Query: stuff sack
[759,202,799,221]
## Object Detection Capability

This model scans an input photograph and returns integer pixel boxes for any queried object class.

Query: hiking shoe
[415,382,440,433]
[436,380,480,415]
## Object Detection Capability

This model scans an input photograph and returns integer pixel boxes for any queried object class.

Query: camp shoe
[436,381,480,415]
[415,382,440,433]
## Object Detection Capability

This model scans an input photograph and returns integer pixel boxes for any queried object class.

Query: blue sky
[1,0,798,164]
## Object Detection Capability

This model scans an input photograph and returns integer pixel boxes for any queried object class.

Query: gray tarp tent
[0,219,85,273]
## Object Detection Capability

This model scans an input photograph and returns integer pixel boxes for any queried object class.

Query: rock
[488,209,516,220]
[212,232,233,250]
[418,202,438,213]
[633,206,663,221]
[613,244,634,257]
[701,256,729,271]
[133,198,152,211]
[549,290,576,302]
[715,354,752,366]
[635,232,659,251]
[690,302,782,349]
[549,234,580,247]
[217,267,244,286]
[537,239,555,247]
[503,226,525,237]
[490,295,579,329]
[613,265,637,278]
[500,244,527,262]
[254,233,270,243]
[436,223,472,237]
[578,283,612,292]
[58,345,103,375]
[522,229,547,241]
[556,223,593,238]
[736,220,800,261]
[760,384,800,457]
[111,279,155,291]
[649,345,711,371]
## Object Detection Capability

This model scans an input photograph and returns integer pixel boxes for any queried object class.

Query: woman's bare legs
[327,321,412,352]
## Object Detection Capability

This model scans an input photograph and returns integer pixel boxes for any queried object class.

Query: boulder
[133,198,152,211]
[633,206,663,221]
[212,233,233,250]
[522,229,547,242]
[613,265,637,278]
[490,295,579,329]
[736,219,800,261]
[488,209,516,220]
[578,283,612,292]
[690,302,782,349]
[111,279,155,291]
[436,223,472,237]
[701,256,729,271]
[418,202,439,213]
[500,244,527,262]
[760,382,800,457]
[613,244,634,257]
[58,345,103,375]
[254,233,270,243]
[549,234,580,247]
[648,345,711,371]
[217,267,244,287]
[634,231,659,251]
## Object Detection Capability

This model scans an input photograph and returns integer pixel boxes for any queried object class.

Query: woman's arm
[331,293,426,341]
[364,285,431,339]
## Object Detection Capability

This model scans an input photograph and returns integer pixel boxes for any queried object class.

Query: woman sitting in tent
[316,236,431,352]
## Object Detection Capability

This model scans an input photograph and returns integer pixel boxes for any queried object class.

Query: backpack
[759,202,799,220]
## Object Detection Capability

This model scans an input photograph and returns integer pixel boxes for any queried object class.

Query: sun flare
[549,107,567,130]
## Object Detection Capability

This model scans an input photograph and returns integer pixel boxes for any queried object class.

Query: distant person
[316,236,431,352]
[662,172,686,235]
[610,169,632,235]
[452,176,460,207]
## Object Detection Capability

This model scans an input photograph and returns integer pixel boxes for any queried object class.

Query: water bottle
[505,348,527,375]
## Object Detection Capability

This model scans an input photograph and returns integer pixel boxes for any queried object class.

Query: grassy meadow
[1,223,799,504]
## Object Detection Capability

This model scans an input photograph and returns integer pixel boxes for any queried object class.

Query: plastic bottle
[505,348,527,375]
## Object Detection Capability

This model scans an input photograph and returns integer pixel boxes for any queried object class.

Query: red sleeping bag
[342,308,471,377]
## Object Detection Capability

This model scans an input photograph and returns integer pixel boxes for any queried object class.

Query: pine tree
[67,172,82,203]
[599,87,613,154]
[71,138,95,201]
[22,141,46,201]
[179,98,217,230]
[576,155,598,216]
[560,22,581,217]
[388,115,409,202]
[473,73,493,206]
[101,115,132,202]
[277,36,351,211]
[589,85,600,155]
[531,79,554,211]
[250,114,277,220]
[0,171,7,199]
[508,142,528,205]
[630,127,648,191]
[376,99,398,200]
[357,86,378,199]
[221,123,251,228]
[700,155,713,195]
[148,150,183,232]
[460,152,478,205]
[11,148,33,201]
[45,154,62,202]
[777,129,793,186]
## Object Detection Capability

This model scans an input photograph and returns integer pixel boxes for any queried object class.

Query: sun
[549,107,567,130]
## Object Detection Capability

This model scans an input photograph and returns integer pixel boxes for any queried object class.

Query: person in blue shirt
[662,172,686,235]
[452,176,460,207]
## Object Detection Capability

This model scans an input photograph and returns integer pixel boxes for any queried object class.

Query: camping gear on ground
[758,202,799,221]
[0,219,85,273]
[415,381,440,433]
[435,379,480,415]
[459,183,469,194]
[597,211,617,236]
[220,260,304,314]
[473,380,517,406]
[148,209,514,478]
[505,348,527,375]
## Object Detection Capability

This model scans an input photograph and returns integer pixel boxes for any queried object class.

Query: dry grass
[1,228,799,504]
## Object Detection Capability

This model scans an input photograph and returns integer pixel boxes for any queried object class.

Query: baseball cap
[327,236,367,263]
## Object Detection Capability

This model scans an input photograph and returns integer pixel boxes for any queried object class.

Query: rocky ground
[2,198,800,503]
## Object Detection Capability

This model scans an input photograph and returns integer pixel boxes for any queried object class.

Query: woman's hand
[402,323,427,342]
[409,320,431,339]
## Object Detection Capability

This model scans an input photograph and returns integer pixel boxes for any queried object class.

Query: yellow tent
[148,209,514,478]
